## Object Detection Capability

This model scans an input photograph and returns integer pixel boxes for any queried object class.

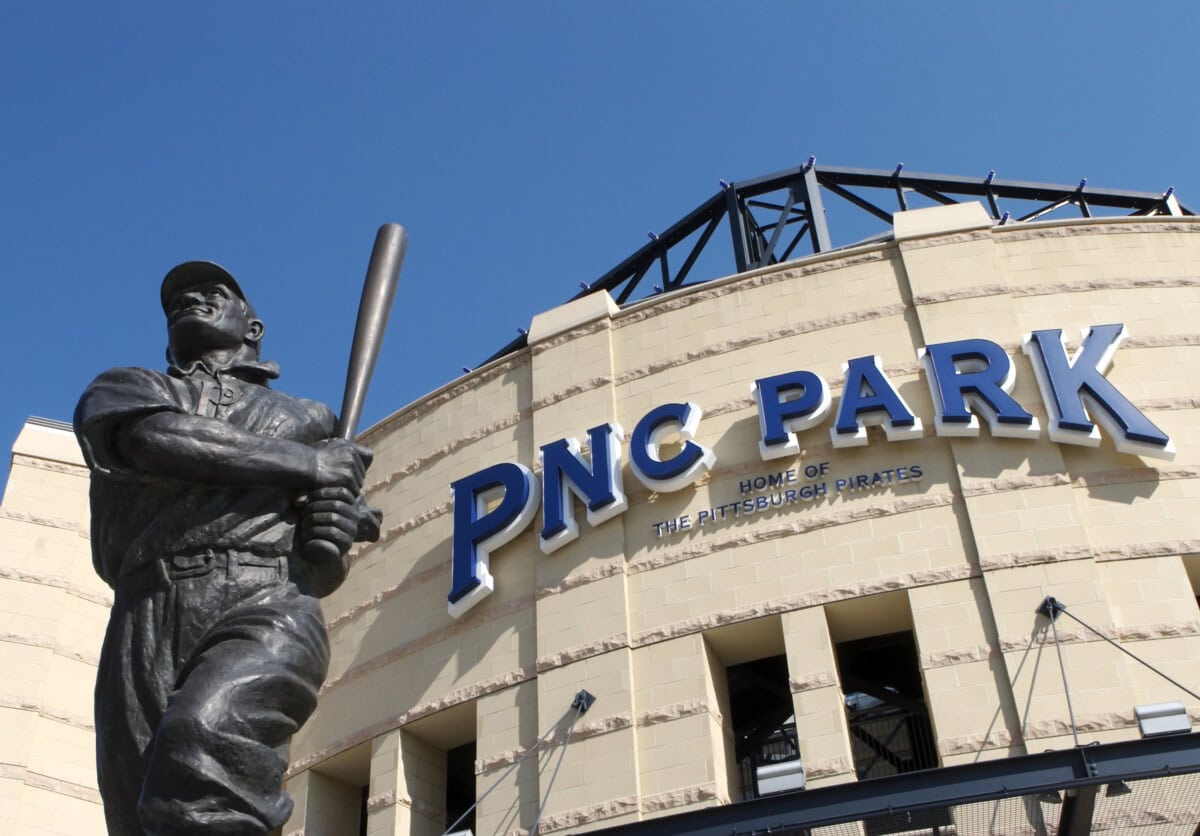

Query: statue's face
[166,281,259,364]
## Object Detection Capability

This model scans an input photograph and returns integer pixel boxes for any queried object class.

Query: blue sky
[2,3,1197,494]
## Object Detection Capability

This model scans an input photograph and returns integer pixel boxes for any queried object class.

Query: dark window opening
[358,785,368,836]
[728,655,802,800]
[837,631,945,835]
[445,740,477,834]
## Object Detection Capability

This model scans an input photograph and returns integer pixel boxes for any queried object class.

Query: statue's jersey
[74,362,335,586]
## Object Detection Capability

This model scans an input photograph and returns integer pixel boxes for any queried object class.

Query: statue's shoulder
[84,365,172,390]
[75,367,187,463]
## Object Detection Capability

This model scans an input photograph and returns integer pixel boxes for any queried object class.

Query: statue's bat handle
[300,224,407,588]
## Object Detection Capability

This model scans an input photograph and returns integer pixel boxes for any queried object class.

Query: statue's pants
[96,551,329,836]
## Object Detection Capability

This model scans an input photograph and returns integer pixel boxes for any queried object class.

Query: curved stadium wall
[2,194,1198,836]
[284,203,1200,834]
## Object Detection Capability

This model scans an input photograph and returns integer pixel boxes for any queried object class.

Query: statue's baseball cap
[160,261,250,314]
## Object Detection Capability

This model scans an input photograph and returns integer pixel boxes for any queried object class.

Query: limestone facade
[2,204,1198,835]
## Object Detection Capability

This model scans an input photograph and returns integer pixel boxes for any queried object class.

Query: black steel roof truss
[481,163,1192,364]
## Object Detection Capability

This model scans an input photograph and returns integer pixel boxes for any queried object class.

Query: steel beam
[588,734,1200,836]
[801,164,831,252]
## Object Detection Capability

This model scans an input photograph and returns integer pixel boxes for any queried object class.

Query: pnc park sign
[445,324,1174,617]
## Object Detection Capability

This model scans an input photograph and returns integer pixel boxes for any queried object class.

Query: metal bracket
[1037,596,1067,621]
[572,689,597,714]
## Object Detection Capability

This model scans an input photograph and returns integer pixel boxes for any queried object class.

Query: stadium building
[3,163,1200,835]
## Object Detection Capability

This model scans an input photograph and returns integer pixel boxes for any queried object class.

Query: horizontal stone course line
[11,453,88,475]
[614,303,909,388]
[964,465,1199,499]
[1014,276,1200,298]
[536,794,640,833]
[896,229,993,251]
[320,593,534,693]
[912,278,1200,308]
[530,376,614,411]
[640,783,723,814]
[635,698,718,729]
[363,789,439,821]
[937,730,1015,757]
[5,763,102,804]
[981,539,1200,573]
[994,218,1200,241]
[289,665,536,778]
[479,701,717,776]
[363,412,525,497]
[0,630,100,667]
[0,565,113,608]
[535,632,629,673]
[1022,711,1146,740]
[631,564,979,651]
[0,694,94,731]
[530,319,613,355]
[477,712,635,775]
[358,353,529,445]
[366,790,397,811]
[790,671,838,692]
[614,245,895,329]
[804,756,854,780]
[911,284,1008,306]
[920,619,1200,671]
[325,560,447,630]
[0,507,89,537]
[535,559,626,600]
[347,500,451,568]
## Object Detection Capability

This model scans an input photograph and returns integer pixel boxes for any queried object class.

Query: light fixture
[1036,790,1063,804]
[1135,701,1191,738]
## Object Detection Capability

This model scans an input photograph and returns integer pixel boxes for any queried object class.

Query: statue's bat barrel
[336,223,408,439]
[299,224,406,588]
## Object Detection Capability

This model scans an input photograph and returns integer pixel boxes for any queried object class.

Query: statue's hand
[311,439,374,491]
[296,486,361,558]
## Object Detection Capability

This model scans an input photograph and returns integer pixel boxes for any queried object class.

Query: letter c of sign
[629,402,716,493]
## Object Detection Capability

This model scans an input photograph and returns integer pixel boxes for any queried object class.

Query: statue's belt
[118,549,289,595]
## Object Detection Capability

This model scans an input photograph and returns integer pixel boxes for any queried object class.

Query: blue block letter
[753,370,832,461]
[540,422,628,554]
[449,462,539,618]
[832,356,923,447]
[630,402,716,493]
[920,338,1039,439]
[1023,324,1174,459]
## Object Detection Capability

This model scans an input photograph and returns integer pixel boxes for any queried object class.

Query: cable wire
[529,702,585,836]
[1056,607,1200,702]
[1045,613,1082,747]
[441,705,575,836]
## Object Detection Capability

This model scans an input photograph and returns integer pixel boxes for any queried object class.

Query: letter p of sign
[449,463,539,618]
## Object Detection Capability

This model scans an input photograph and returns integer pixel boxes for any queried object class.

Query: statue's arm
[115,411,367,491]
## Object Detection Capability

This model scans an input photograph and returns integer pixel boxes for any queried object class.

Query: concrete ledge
[893,200,993,241]
[13,419,84,466]
[528,290,619,345]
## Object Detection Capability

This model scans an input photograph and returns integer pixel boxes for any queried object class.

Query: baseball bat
[334,223,408,440]
[300,223,407,583]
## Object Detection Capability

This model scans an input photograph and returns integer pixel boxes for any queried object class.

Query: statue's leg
[137,575,329,836]
[95,575,173,836]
